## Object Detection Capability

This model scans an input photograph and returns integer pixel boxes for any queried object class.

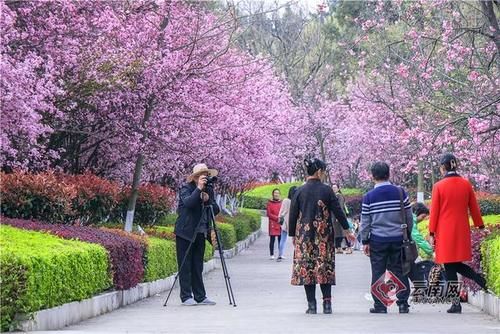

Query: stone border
[214,229,262,259]
[17,225,263,331]
[467,289,500,320]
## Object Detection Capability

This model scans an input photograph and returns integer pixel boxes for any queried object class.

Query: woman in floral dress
[289,158,355,314]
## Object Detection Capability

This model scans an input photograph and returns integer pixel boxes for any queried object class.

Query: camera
[205,175,218,188]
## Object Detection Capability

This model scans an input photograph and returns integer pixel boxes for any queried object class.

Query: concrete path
[43,219,498,334]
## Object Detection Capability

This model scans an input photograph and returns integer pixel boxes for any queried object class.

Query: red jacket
[266,200,282,236]
[429,174,484,264]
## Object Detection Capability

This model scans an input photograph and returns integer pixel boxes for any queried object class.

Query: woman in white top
[277,186,298,262]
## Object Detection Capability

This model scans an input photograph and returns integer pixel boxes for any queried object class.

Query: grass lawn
[244,182,362,199]
[417,214,500,236]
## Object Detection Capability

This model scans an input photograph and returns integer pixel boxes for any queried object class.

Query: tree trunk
[417,160,425,202]
[124,97,155,232]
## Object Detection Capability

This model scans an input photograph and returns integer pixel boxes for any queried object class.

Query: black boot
[399,303,409,314]
[369,307,387,314]
[305,301,317,314]
[477,274,488,292]
[447,303,462,314]
[323,300,332,314]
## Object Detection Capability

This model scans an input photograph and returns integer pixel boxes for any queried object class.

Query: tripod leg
[209,206,237,307]
[214,226,233,305]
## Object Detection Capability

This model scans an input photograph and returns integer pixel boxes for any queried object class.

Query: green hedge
[157,213,178,226]
[144,238,177,282]
[481,232,500,295]
[239,209,262,232]
[479,198,500,216]
[0,226,111,331]
[215,222,237,250]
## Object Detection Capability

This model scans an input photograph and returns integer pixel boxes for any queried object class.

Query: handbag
[278,216,284,225]
[399,187,419,276]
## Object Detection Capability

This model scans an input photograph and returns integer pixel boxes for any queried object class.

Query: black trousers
[269,235,281,256]
[176,233,206,302]
[369,241,410,309]
[304,284,332,302]
[444,262,485,304]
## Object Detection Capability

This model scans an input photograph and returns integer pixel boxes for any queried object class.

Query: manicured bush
[204,241,214,262]
[65,172,121,225]
[478,193,500,216]
[143,238,177,282]
[481,232,500,295]
[240,196,269,210]
[3,217,144,290]
[157,213,178,226]
[218,215,251,241]
[0,225,111,331]
[1,171,76,224]
[117,184,176,226]
[344,194,363,217]
[239,209,262,232]
[214,222,237,250]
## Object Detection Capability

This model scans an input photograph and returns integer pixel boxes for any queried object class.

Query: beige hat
[187,163,218,181]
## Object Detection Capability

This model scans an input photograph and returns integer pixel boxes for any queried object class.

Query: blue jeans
[278,230,288,257]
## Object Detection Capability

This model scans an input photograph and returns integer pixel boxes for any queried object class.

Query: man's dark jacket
[174,181,220,241]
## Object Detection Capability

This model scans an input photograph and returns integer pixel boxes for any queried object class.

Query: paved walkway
[44,219,498,334]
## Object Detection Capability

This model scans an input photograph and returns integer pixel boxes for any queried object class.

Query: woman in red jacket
[266,189,282,260]
[429,153,487,314]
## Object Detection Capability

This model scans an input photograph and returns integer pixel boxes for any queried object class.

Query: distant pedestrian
[277,186,297,261]
[266,189,282,260]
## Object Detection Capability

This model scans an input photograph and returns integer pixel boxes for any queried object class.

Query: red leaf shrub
[64,173,121,225]
[117,184,176,226]
[2,217,144,290]
[1,171,76,223]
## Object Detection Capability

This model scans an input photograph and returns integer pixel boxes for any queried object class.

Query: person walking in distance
[277,186,297,262]
[266,189,282,260]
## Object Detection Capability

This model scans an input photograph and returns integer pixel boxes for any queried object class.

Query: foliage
[143,238,177,282]
[214,222,237,250]
[0,171,76,224]
[0,225,111,331]
[481,231,500,295]
[117,184,176,226]
[65,172,121,225]
[2,217,143,290]
[477,193,500,216]
[157,213,178,226]
[344,194,363,217]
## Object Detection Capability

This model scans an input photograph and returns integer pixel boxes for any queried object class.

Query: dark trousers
[269,235,281,256]
[444,262,486,304]
[176,233,206,302]
[369,241,410,309]
[304,284,332,302]
[335,236,352,248]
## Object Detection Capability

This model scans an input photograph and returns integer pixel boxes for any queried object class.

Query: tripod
[163,204,237,307]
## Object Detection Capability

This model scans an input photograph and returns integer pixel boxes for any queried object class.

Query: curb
[467,289,500,320]
[17,227,263,331]
[214,229,262,259]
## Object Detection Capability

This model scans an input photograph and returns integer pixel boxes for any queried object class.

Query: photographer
[174,163,220,306]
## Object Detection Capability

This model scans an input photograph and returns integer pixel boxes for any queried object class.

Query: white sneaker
[270,256,275,260]
[198,298,216,306]
[181,298,197,306]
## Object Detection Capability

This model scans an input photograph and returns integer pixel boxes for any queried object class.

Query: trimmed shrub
[117,184,176,226]
[157,213,178,226]
[214,222,237,250]
[0,225,111,331]
[0,171,76,224]
[219,215,251,241]
[3,218,144,290]
[204,241,214,262]
[240,196,269,210]
[143,238,177,282]
[481,232,500,295]
[65,173,120,225]
[239,209,262,232]
[345,194,363,217]
[478,195,500,216]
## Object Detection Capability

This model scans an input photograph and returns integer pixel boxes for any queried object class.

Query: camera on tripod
[205,175,218,188]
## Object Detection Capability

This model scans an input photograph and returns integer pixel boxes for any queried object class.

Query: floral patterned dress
[289,179,349,286]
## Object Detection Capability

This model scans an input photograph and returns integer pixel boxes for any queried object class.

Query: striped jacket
[360,182,413,245]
